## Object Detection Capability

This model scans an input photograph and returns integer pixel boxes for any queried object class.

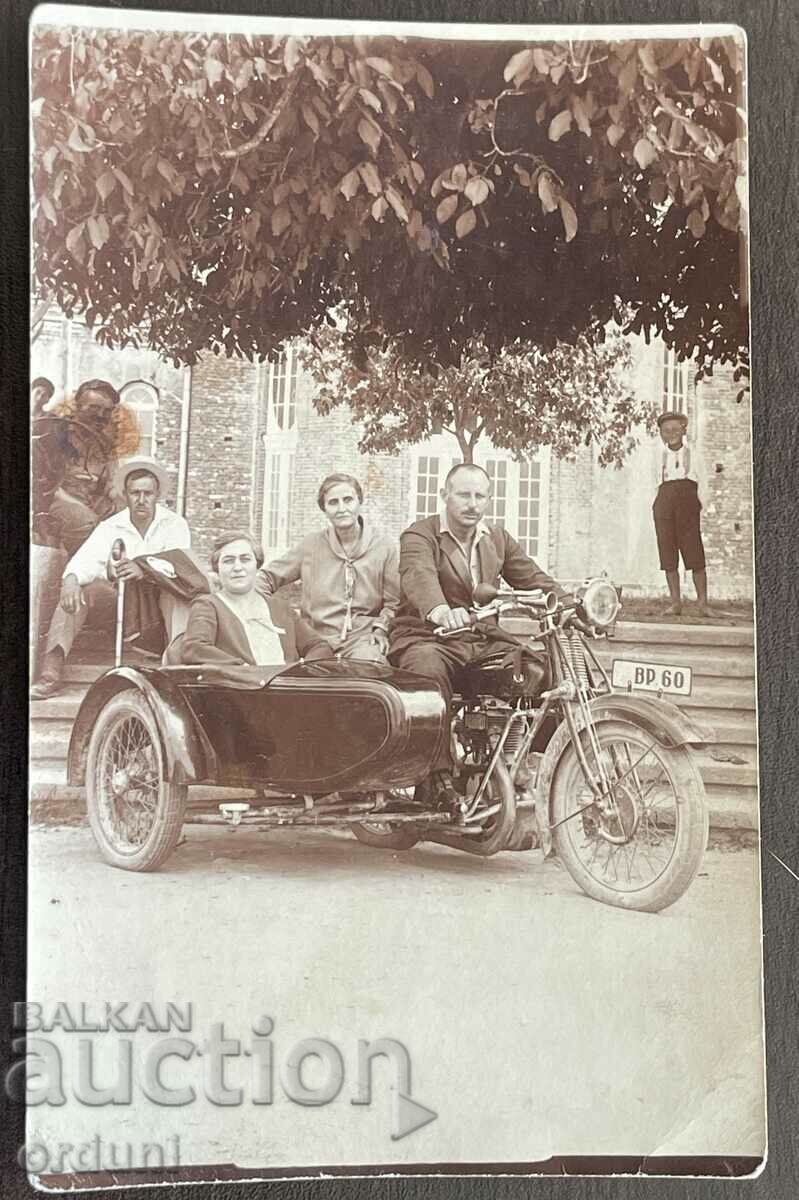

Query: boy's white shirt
[658,436,702,495]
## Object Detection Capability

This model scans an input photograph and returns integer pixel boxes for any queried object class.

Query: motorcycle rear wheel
[550,719,708,913]
[351,821,421,850]
[86,691,186,871]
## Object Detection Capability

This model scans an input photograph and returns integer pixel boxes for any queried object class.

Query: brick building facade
[32,313,755,599]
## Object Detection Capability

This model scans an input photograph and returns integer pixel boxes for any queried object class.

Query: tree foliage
[31,24,747,376]
[303,321,646,467]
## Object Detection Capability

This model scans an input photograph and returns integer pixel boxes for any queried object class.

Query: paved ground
[25,825,766,1175]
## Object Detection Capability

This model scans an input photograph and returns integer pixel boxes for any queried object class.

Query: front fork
[484,631,625,845]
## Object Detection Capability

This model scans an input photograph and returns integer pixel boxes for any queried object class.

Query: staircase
[29,622,759,832]
[502,616,758,832]
[593,621,758,831]
[30,660,108,797]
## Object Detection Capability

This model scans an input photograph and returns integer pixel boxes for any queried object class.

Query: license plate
[611,659,693,696]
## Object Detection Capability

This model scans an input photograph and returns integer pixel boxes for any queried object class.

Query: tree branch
[489,91,565,185]
[218,70,303,160]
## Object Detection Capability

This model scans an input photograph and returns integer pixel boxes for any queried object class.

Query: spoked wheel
[86,691,186,871]
[352,790,421,850]
[551,719,708,912]
[351,821,421,850]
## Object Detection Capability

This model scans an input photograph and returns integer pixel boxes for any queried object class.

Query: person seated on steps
[31,458,194,699]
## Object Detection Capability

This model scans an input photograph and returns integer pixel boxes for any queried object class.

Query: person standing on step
[653,410,710,617]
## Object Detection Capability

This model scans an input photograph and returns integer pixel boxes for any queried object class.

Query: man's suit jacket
[389,514,564,658]
[181,592,333,666]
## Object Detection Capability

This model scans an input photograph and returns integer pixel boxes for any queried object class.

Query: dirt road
[24,825,765,1175]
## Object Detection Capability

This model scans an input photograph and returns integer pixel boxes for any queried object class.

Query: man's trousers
[45,580,191,660]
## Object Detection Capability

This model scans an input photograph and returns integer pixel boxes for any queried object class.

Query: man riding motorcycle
[388,462,578,807]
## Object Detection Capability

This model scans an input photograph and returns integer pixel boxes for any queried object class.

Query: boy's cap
[657,410,689,429]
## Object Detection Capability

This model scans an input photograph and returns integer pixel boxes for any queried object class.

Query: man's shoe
[30,651,65,700]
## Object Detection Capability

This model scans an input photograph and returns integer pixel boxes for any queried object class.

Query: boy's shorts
[653,479,706,572]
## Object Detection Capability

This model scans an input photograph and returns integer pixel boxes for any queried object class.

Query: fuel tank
[177,659,448,792]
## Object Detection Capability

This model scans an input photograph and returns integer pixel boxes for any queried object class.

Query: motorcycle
[67,577,709,911]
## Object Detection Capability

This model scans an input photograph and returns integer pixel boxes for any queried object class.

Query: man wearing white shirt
[31,458,193,698]
[653,411,710,616]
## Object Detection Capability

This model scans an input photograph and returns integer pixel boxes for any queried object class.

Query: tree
[31,23,747,378]
[303,321,646,467]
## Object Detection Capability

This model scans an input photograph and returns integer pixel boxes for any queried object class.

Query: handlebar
[433,589,584,639]
[432,577,619,639]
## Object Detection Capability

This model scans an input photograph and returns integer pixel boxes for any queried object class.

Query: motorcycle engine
[455,698,518,762]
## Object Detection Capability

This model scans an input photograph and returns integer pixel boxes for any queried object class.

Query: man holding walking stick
[31,458,197,698]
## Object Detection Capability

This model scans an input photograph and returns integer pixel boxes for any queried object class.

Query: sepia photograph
[24,4,764,1185]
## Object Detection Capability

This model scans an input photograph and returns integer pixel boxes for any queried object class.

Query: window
[264,348,299,431]
[517,459,542,559]
[259,347,300,555]
[119,380,159,457]
[263,450,295,554]
[415,455,441,520]
[661,345,688,414]
[484,459,508,527]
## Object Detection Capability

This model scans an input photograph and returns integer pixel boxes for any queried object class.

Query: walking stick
[111,538,126,668]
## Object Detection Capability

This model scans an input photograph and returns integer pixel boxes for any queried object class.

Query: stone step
[611,620,754,648]
[689,708,758,747]
[29,721,74,762]
[62,663,113,684]
[691,753,758,789]
[703,785,759,829]
[502,617,754,648]
[29,759,69,787]
[595,645,755,680]
[29,686,87,722]
[668,676,756,711]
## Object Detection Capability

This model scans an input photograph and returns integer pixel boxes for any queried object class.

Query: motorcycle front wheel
[550,719,708,913]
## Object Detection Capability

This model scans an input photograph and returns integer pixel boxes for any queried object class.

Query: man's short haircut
[124,468,160,493]
[210,531,265,573]
[317,472,364,511]
[31,376,54,398]
[74,379,121,408]
[444,462,491,490]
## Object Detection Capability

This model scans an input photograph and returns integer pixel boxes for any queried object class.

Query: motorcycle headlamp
[580,579,620,628]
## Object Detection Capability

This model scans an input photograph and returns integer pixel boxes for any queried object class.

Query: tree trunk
[454,428,473,464]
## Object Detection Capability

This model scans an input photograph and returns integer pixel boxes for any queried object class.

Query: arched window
[120,380,159,457]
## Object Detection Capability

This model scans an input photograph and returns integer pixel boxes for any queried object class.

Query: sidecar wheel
[86,691,187,871]
[351,821,421,850]
[550,719,708,913]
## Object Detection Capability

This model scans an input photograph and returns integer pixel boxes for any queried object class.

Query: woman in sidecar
[255,473,399,663]
[178,531,333,667]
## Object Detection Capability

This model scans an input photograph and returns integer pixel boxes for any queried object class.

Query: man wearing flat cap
[653,411,710,616]
[31,457,198,698]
